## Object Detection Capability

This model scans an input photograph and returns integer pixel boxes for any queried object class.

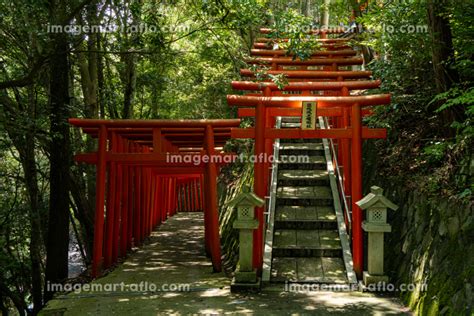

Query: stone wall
[363,142,473,315]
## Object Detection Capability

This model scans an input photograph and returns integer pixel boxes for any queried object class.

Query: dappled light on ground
[41,212,410,315]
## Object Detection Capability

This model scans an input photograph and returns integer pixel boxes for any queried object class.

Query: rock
[407,204,414,222]
[429,249,437,268]
[461,216,473,233]
[417,205,427,225]
[451,290,464,312]
[440,306,450,314]
[421,231,432,249]
[416,221,426,242]
[402,237,410,254]
[397,259,408,280]
[447,216,460,237]
[466,283,473,309]
[438,220,447,237]
[470,156,474,174]
[439,200,450,217]
[401,221,408,237]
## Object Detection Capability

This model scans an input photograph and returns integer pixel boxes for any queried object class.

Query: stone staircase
[268,117,354,284]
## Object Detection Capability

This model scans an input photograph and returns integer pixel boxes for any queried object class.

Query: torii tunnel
[69,119,240,277]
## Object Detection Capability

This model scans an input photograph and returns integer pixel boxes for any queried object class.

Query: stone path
[40,212,411,315]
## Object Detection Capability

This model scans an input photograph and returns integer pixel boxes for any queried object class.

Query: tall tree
[43,0,71,302]
[427,0,458,93]
[427,0,461,127]
[75,2,106,260]
[120,0,142,119]
[0,86,44,314]
[321,0,330,27]
[0,2,50,312]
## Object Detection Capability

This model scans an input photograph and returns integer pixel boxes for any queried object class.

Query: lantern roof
[228,185,265,208]
[356,186,398,211]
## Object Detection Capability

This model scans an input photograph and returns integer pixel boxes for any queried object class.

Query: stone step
[276,198,333,207]
[271,257,347,283]
[279,143,324,151]
[280,121,321,129]
[275,204,336,229]
[278,155,327,170]
[281,122,301,128]
[276,206,336,222]
[276,186,333,206]
[280,117,301,123]
[280,138,322,144]
[273,247,342,258]
[272,229,341,253]
[279,143,324,157]
[278,169,329,186]
[274,220,337,230]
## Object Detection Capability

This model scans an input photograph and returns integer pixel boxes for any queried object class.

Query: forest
[0,0,472,314]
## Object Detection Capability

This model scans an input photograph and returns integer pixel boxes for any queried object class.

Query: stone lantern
[228,185,264,291]
[356,186,398,285]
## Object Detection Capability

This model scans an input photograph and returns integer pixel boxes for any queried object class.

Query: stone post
[229,186,264,292]
[356,186,398,285]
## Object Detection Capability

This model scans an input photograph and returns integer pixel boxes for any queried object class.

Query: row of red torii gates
[71,27,391,279]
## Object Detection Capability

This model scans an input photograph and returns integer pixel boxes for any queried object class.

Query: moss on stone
[363,141,473,315]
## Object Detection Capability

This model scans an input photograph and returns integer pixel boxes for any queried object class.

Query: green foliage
[359,0,473,212]
[225,0,269,29]
[268,9,320,60]
[431,87,474,113]
[422,141,450,163]
[360,0,433,97]
[430,87,474,142]
[0,143,36,311]
[248,64,288,89]
[268,73,289,89]
[328,0,352,25]
[451,1,474,83]
[249,64,271,81]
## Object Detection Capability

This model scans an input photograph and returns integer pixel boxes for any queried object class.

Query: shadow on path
[41,212,411,315]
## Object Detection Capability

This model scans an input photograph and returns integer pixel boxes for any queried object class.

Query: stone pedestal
[228,187,264,293]
[356,186,398,287]
[231,268,261,292]
[363,271,389,285]
[231,219,260,292]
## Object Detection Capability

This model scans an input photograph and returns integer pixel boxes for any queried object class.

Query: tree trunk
[150,83,159,118]
[97,33,105,119]
[76,5,101,260]
[121,0,141,119]
[428,0,458,94]
[24,85,43,314]
[44,0,71,302]
[0,83,44,313]
[0,281,27,316]
[321,0,330,28]
[427,0,461,129]
[350,0,374,63]
[122,53,136,119]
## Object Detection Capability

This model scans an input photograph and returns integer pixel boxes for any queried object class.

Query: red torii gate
[227,94,390,275]
[229,28,391,277]
[258,27,347,37]
[69,119,240,277]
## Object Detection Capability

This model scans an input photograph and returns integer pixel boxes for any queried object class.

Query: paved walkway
[41,213,411,315]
